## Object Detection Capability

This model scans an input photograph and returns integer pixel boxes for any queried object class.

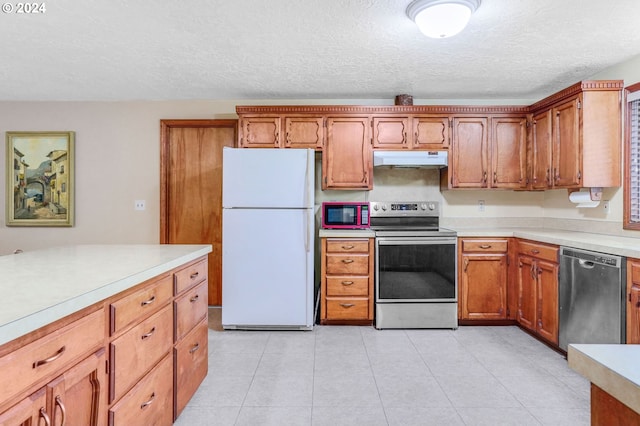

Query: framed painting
[6,131,75,227]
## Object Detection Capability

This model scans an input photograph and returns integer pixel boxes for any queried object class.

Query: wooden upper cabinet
[491,116,527,189]
[323,117,372,190]
[372,117,409,149]
[553,97,581,188]
[529,80,623,189]
[413,115,450,149]
[531,110,553,190]
[449,116,489,188]
[239,116,280,148]
[284,116,324,149]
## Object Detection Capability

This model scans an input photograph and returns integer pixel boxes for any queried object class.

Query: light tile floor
[175,311,590,426]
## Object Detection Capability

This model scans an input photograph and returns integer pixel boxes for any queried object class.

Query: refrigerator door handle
[304,149,312,209]
[304,209,311,253]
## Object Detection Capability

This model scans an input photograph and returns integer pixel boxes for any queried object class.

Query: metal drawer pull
[141,327,156,340]
[189,342,200,354]
[54,396,66,426]
[190,272,199,280]
[39,408,51,426]
[342,245,355,250]
[479,244,492,249]
[141,295,155,306]
[531,249,540,254]
[140,392,156,410]
[341,259,354,264]
[340,303,355,308]
[33,346,66,368]
[341,281,354,286]
[190,294,200,303]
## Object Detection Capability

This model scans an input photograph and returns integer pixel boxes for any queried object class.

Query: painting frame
[6,131,75,227]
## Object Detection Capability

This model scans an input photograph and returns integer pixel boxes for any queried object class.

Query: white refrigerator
[222,147,315,330]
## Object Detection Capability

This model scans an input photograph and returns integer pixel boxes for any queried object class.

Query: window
[625,82,640,230]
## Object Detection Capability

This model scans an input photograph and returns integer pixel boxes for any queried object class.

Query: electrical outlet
[134,200,146,211]
[603,200,610,214]
[478,200,485,212]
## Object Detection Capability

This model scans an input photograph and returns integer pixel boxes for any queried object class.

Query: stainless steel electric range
[370,201,458,329]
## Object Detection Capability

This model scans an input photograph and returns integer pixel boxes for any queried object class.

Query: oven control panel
[370,201,439,217]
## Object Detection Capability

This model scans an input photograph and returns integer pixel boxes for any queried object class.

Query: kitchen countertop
[568,344,640,414]
[0,244,212,346]
[319,229,376,238]
[454,227,640,258]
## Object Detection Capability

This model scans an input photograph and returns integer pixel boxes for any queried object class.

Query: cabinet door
[412,115,450,149]
[553,98,581,187]
[517,255,537,331]
[372,117,409,149]
[491,116,527,189]
[323,117,372,190]
[240,117,281,148]
[629,284,640,344]
[47,348,107,426]
[0,387,48,425]
[450,116,489,188]
[536,260,559,344]
[284,116,324,149]
[460,253,507,320]
[531,110,553,189]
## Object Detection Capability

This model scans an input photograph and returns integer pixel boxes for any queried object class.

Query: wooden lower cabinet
[0,349,107,426]
[627,258,640,344]
[0,255,210,425]
[516,240,559,344]
[458,238,509,320]
[320,237,374,324]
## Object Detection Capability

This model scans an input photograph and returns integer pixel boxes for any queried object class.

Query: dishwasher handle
[578,259,595,269]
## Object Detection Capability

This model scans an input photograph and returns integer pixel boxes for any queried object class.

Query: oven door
[375,236,457,303]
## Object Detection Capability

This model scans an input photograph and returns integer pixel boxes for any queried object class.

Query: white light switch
[134,200,146,211]
[478,200,485,212]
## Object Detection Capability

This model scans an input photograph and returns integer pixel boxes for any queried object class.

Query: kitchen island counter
[0,244,212,346]
[568,344,640,421]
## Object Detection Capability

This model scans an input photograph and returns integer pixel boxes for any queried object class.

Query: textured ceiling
[1,0,640,102]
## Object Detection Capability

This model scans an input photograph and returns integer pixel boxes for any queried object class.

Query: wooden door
[372,117,409,149]
[322,117,372,190]
[460,253,507,320]
[239,116,280,147]
[160,120,236,306]
[553,98,581,187]
[536,260,559,344]
[284,116,324,149]
[517,255,537,331]
[491,116,527,189]
[412,115,450,149]
[450,116,489,188]
[47,348,107,426]
[531,110,553,189]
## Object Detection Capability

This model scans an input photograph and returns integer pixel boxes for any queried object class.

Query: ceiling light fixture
[406,0,481,39]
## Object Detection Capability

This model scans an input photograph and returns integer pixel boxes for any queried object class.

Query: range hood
[373,150,448,168]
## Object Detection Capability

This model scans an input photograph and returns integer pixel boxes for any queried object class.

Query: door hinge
[105,359,110,375]
[577,100,582,109]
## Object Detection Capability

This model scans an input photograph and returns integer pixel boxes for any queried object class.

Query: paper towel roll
[569,191,600,208]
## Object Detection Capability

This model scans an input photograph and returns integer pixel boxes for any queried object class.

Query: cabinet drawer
[326,276,369,296]
[108,353,173,426]
[174,259,208,294]
[0,308,105,405]
[174,318,208,419]
[326,239,370,253]
[110,274,173,335]
[326,298,370,320]
[326,254,370,275]
[518,240,559,262]
[110,304,173,403]
[174,280,208,342]
[461,239,508,253]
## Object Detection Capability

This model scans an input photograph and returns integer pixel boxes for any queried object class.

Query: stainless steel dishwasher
[559,247,626,351]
